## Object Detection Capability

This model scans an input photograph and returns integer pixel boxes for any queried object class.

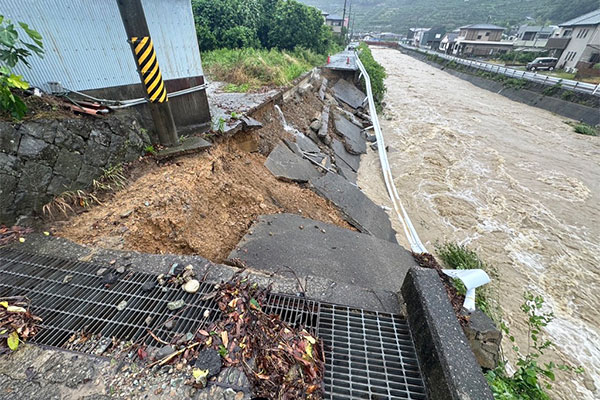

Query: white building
[555,9,600,71]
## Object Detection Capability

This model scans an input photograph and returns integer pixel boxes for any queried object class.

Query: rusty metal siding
[4,0,203,93]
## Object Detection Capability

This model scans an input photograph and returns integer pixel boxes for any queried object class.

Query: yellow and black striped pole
[131,37,168,103]
[117,0,178,146]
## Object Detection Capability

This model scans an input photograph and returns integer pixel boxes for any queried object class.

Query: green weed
[436,242,497,320]
[573,123,598,136]
[486,293,584,399]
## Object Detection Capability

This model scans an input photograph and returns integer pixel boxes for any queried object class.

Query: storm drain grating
[0,248,426,398]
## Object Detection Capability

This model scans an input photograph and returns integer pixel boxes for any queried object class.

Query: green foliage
[436,242,496,319]
[267,1,331,53]
[144,145,157,155]
[0,16,43,120]
[203,47,326,90]
[192,0,336,54]
[593,63,600,71]
[485,293,583,399]
[357,43,386,112]
[542,82,562,97]
[573,123,598,136]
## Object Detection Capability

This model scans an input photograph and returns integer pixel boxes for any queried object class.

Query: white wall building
[556,9,600,71]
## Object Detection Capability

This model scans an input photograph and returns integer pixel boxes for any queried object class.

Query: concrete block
[331,139,360,172]
[310,172,397,243]
[265,143,320,183]
[229,213,416,293]
[333,113,366,155]
[332,79,367,109]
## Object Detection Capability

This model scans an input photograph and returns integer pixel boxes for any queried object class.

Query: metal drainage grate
[319,304,426,399]
[0,249,426,398]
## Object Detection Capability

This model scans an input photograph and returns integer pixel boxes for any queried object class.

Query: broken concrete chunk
[337,160,357,184]
[317,105,330,142]
[309,119,322,132]
[240,116,263,130]
[264,143,320,183]
[331,139,360,172]
[310,172,397,243]
[319,78,328,100]
[332,79,367,109]
[229,214,414,293]
[295,134,320,154]
[334,114,366,155]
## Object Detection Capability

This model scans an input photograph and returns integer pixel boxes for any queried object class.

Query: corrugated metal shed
[4,0,204,93]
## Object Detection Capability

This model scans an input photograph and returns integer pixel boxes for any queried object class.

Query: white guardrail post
[398,44,599,97]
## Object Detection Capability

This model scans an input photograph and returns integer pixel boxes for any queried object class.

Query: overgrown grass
[202,46,331,91]
[436,242,498,321]
[357,42,387,113]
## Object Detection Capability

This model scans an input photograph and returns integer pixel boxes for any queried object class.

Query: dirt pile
[55,140,349,262]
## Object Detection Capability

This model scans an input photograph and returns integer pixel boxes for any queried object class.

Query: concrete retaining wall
[401,267,494,400]
[0,112,151,225]
[401,48,600,126]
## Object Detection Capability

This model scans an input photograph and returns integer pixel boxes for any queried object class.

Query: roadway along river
[358,47,600,400]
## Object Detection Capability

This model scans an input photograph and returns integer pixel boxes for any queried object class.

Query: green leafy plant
[144,145,157,155]
[486,293,584,399]
[0,16,44,120]
[357,42,387,113]
[573,123,598,136]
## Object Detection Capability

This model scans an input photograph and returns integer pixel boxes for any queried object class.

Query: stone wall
[0,112,151,225]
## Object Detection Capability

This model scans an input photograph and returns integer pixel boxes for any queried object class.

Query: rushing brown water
[358,47,600,399]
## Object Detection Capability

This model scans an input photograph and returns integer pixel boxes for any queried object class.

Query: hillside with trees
[299,0,599,33]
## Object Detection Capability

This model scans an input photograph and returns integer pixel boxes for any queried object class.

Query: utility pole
[117,0,178,147]
[347,1,352,42]
[341,0,348,43]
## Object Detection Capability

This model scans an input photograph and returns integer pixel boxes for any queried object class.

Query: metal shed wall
[4,0,204,93]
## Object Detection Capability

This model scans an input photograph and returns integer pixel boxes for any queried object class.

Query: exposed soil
[55,136,349,262]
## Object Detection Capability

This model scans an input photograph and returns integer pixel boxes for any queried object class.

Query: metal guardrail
[399,44,600,97]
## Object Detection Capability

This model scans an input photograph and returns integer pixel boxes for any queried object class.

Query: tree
[267,0,327,52]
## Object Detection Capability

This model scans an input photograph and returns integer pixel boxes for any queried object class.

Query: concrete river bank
[358,47,600,400]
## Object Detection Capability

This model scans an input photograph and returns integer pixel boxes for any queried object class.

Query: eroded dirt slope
[56,140,349,262]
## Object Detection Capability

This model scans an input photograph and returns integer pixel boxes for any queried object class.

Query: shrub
[573,123,598,136]
[0,16,44,120]
[357,43,387,112]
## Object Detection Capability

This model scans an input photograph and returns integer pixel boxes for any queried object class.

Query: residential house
[554,9,600,71]
[453,24,513,56]
[513,25,556,49]
[422,26,446,49]
[326,14,345,34]
[410,28,430,47]
[439,32,459,54]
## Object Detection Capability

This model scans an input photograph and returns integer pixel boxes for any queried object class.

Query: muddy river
[358,47,600,399]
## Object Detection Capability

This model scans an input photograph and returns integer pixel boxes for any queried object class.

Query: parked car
[526,57,558,71]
